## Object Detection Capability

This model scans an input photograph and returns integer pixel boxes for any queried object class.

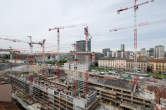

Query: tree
[4,54,10,59]
[147,66,152,73]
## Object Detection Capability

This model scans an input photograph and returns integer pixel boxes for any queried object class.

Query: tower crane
[116,0,154,73]
[27,36,46,64]
[48,24,87,54]
[0,37,28,63]
[0,36,42,56]
[27,36,33,53]
[0,37,28,43]
[26,36,47,84]
[117,0,154,14]
[72,43,94,96]
[84,26,93,95]
[109,18,166,32]
[109,0,154,94]
[39,39,46,64]
[72,43,78,97]
[48,24,86,79]
[0,36,46,80]
[72,26,93,95]
[27,36,46,54]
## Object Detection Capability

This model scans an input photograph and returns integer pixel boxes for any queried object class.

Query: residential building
[125,51,135,59]
[140,48,147,56]
[147,48,154,57]
[121,44,125,52]
[116,50,123,58]
[98,57,148,72]
[121,44,125,58]
[154,45,165,58]
[126,58,148,72]
[91,52,104,66]
[76,40,91,65]
[98,57,127,70]
[107,51,112,57]
[148,58,166,73]
[112,51,116,58]
[102,48,110,57]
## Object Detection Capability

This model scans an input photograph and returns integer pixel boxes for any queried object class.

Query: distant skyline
[0,0,166,52]
[102,44,165,52]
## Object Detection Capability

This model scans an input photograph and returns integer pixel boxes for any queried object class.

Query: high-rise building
[76,39,91,52]
[147,48,154,57]
[121,44,125,52]
[102,48,110,57]
[154,45,165,58]
[140,48,147,56]
[107,51,112,57]
[112,51,116,58]
[121,44,125,58]
[116,50,122,58]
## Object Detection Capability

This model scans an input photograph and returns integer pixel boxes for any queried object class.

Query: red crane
[27,36,33,53]
[0,37,28,62]
[72,26,93,95]
[48,24,86,79]
[27,36,46,53]
[109,18,166,32]
[72,43,94,96]
[116,0,154,74]
[83,26,93,94]
[0,36,46,85]
[0,37,28,44]
[112,0,154,81]
[26,36,47,84]
[0,37,27,77]
[84,26,89,52]
[27,36,46,64]
[117,0,154,14]
[48,24,86,53]
[72,43,78,97]
[76,53,94,94]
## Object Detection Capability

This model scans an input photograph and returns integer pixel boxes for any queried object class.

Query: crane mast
[48,24,86,79]
[116,0,154,74]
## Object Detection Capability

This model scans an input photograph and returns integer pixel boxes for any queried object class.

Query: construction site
[3,58,166,110]
[0,0,166,110]
[0,24,165,110]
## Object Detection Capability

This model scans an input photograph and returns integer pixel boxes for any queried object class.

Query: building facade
[148,59,166,73]
[147,48,154,57]
[98,57,166,73]
[126,60,148,72]
[98,57,127,70]
[102,48,110,57]
[155,45,165,58]
[140,48,147,56]
[76,40,91,52]
[98,57,148,72]
[121,44,125,52]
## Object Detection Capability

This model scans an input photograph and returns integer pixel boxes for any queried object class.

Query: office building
[121,44,125,52]
[154,45,165,58]
[76,39,91,52]
[102,48,110,57]
[140,48,147,56]
[147,48,154,57]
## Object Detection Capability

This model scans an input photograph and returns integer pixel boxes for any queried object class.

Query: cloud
[0,0,165,52]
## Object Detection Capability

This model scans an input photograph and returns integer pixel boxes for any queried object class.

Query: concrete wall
[0,84,12,102]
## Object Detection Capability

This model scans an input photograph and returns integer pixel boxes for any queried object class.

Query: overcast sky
[0,0,166,53]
